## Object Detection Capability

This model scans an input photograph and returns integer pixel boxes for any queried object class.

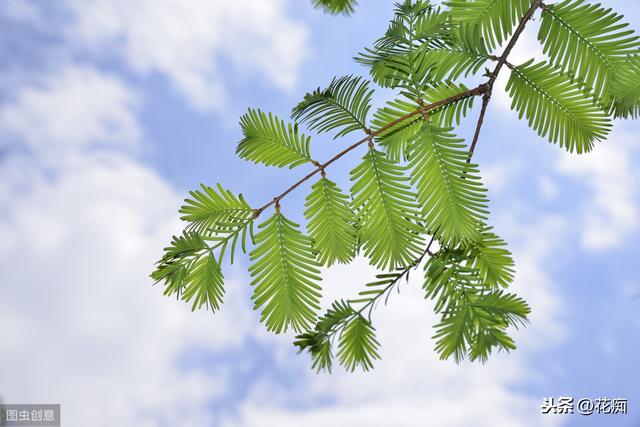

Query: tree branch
[350,0,545,326]
[253,84,488,217]
[467,0,544,162]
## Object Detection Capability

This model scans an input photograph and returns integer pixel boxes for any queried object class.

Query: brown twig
[467,0,544,162]
[252,85,488,217]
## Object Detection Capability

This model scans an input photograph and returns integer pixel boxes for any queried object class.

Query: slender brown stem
[253,85,487,217]
[467,0,544,162]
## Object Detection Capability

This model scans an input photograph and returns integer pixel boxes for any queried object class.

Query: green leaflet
[238,108,314,169]
[424,248,484,313]
[152,231,208,299]
[433,290,529,363]
[467,229,515,289]
[371,97,423,162]
[506,60,611,154]
[249,212,323,333]
[446,0,531,50]
[409,124,489,245]
[182,253,225,312]
[151,232,227,312]
[425,247,528,363]
[539,0,640,98]
[337,314,381,372]
[179,183,253,265]
[294,300,356,373]
[356,3,455,96]
[311,0,357,15]
[304,177,358,266]
[180,183,253,235]
[292,75,374,139]
[421,82,476,127]
[350,149,425,270]
[611,55,640,118]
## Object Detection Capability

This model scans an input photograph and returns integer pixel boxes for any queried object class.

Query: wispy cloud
[65,0,309,112]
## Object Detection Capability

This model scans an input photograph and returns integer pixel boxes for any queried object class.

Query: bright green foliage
[238,109,314,169]
[350,149,425,270]
[611,55,640,118]
[371,97,423,161]
[356,2,456,96]
[179,183,253,264]
[370,83,476,161]
[311,0,358,15]
[424,246,528,362]
[506,60,611,153]
[422,82,476,127]
[180,183,253,235]
[152,232,209,299]
[424,248,484,313]
[467,229,515,289]
[539,0,640,98]
[294,300,356,373]
[446,0,530,50]
[181,253,225,312]
[249,212,323,333]
[409,124,489,245]
[152,232,226,312]
[292,75,374,139]
[337,314,381,371]
[433,290,529,363]
[153,0,640,373]
[304,177,358,266]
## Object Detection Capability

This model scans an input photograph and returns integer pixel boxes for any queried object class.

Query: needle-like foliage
[337,314,381,371]
[506,60,611,153]
[467,229,515,289]
[611,55,640,118]
[292,75,374,139]
[446,0,531,50]
[311,0,358,15]
[421,82,477,127]
[350,149,425,270]
[238,109,315,169]
[180,183,253,235]
[181,253,225,312]
[294,300,356,373]
[433,290,530,363]
[304,177,358,266]
[371,96,423,161]
[409,124,489,245]
[425,247,528,362]
[153,0,640,373]
[249,212,323,333]
[538,0,640,98]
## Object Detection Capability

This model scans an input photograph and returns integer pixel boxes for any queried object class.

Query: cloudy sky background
[1,0,639,426]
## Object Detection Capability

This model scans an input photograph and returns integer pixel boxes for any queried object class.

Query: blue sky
[1,1,639,426]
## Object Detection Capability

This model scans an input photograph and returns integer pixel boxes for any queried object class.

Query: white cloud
[482,156,524,194]
[0,66,140,158]
[537,175,559,201]
[0,67,257,426]
[66,0,309,111]
[0,153,258,426]
[556,130,640,250]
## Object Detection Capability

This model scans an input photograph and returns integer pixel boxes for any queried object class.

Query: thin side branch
[357,0,545,323]
[467,0,544,162]
[253,85,488,217]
